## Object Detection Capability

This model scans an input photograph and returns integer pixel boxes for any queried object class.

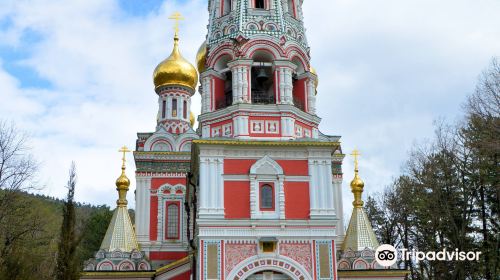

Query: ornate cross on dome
[169,12,184,37]
[351,149,360,172]
[119,145,131,169]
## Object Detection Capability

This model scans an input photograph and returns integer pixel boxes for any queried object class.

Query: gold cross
[168,12,184,37]
[119,145,131,168]
[350,149,361,171]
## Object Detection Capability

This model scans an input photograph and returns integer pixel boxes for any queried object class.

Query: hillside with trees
[0,120,116,279]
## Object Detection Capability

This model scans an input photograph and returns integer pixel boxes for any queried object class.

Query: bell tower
[196,0,318,139]
[188,1,344,279]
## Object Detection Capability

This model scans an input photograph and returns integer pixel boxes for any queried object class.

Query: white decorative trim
[226,255,312,280]
[249,156,284,219]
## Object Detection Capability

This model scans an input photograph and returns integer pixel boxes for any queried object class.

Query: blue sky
[0,0,499,219]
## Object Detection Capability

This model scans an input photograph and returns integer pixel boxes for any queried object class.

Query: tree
[463,57,500,280]
[76,205,113,264]
[55,163,80,280]
[0,120,42,277]
[368,58,500,280]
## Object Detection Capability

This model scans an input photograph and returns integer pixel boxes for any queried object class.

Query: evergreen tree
[55,163,80,280]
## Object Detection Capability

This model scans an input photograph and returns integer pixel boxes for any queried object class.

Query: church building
[81,1,409,279]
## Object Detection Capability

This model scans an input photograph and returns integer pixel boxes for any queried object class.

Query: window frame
[254,0,267,9]
[221,0,232,16]
[288,0,297,17]
[183,100,187,119]
[259,182,275,211]
[162,99,166,119]
[172,98,178,117]
[165,201,180,239]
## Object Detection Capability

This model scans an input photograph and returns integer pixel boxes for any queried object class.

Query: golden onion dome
[350,172,365,190]
[310,66,319,95]
[116,146,131,207]
[116,171,130,189]
[196,40,207,73]
[153,35,198,91]
[350,149,365,207]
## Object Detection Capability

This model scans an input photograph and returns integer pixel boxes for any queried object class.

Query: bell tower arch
[196,0,319,140]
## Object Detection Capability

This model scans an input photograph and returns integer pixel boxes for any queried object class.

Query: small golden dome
[116,171,130,189]
[196,40,207,73]
[350,149,365,207]
[116,146,131,207]
[350,173,364,189]
[189,111,196,127]
[153,35,198,91]
[310,66,319,94]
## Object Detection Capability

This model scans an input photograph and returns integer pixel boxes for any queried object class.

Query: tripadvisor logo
[375,244,482,266]
[375,244,398,266]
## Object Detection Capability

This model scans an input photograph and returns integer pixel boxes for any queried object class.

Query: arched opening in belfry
[222,0,231,16]
[214,54,233,110]
[251,50,275,105]
[292,57,306,111]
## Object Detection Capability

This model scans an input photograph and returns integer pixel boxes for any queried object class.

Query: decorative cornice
[193,139,340,147]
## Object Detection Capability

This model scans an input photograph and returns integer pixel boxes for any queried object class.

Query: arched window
[222,0,231,16]
[183,100,187,119]
[260,184,274,210]
[255,0,265,9]
[166,203,179,239]
[288,0,296,17]
[162,100,166,118]
[172,98,178,117]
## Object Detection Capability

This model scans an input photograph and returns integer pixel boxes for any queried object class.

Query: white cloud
[0,0,498,218]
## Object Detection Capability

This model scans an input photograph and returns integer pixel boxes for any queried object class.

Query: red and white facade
[134,0,345,279]
[189,1,344,279]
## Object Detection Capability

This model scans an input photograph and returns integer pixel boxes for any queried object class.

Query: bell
[256,68,269,83]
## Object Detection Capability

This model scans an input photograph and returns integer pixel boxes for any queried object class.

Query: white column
[307,80,317,114]
[228,60,252,104]
[322,161,330,210]
[178,96,184,120]
[135,177,151,242]
[209,159,216,209]
[157,197,162,241]
[199,158,208,210]
[333,177,344,228]
[279,67,285,103]
[217,158,224,211]
[167,96,172,118]
[326,161,335,211]
[199,155,225,219]
[315,161,324,210]
[242,66,249,102]
[284,68,293,104]
[232,67,241,104]
[279,176,285,219]
[202,76,211,113]
[308,160,317,213]
[250,175,257,218]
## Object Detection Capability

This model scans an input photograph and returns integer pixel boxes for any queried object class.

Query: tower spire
[349,149,364,207]
[116,146,131,207]
[341,149,379,252]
